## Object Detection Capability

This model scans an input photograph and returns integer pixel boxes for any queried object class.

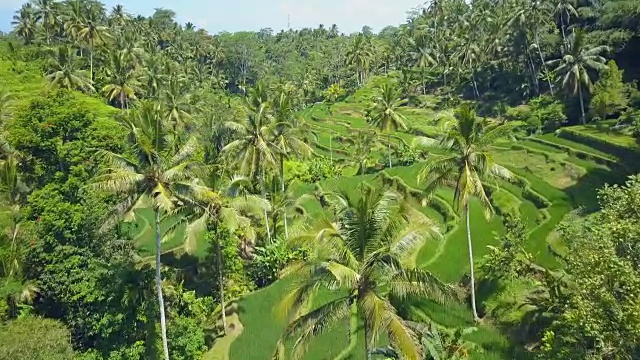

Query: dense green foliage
[0,0,639,359]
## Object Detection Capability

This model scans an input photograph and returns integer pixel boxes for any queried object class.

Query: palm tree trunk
[387,133,392,169]
[535,34,554,95]
[364,318,372,360]
[329,133,333,164]
[214,223,227,335]
[471,72,479,100]
[526,45,539,95]
[280,154,288,239]
[560,13,568,49]
[578,83,586,124]
[466,205,479,321]
[154,209,170,360]
[261,164,271,243]
[334,299,358,360]
[89,43,94,82]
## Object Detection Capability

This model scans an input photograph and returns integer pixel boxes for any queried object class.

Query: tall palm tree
[161,76,193,132]
[416,104,519,320]
[11,4,37,45]
[91,100,202,360]
[271,90,313,238]
[222,102,278,242]
[172,175,268,335]
[552,0,578,47]
[77,12,113,81]
[62,0,86,43]
[142,55,166,98]
[346,34,374,86]
[546,29,609,124]
[410,35,436,94]
[32,0,59,44]
[366,83,408,169]
[275,185,449,360]
[101,51,142,110]
[45,46,94,92]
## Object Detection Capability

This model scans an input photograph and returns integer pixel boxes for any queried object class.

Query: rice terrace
[1,0,640,359]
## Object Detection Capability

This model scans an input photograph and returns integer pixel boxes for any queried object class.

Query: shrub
[248,239,307,288]
[589,60,628,121]
[506,95,567,133]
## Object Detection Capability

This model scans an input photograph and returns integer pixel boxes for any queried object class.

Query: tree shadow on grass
[563,163,632,212]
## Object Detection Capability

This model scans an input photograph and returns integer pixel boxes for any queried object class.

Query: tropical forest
[1,0,640,359]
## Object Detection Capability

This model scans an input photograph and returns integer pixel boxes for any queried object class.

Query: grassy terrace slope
[227,80,636,359]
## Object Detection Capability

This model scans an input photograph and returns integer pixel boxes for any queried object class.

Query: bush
[167,316,207,360]
[589,60,628,121]
[505,95,567,133]
[285,157,343,184]
[248,239,306,288]
[0,317,76,360]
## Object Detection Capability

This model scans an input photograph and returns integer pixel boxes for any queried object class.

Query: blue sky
[0,0,424,34]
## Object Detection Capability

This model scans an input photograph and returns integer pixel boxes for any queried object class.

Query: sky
[0,0,425,34]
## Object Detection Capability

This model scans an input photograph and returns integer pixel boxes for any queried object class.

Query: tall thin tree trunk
[471,72,479,100]
[560,13,568,49]
[535,34,554,95]
[526,46,539,95]
[466,206,479,321]
[90,43,94,82]
[329,133,333,164]
[261,164,271,243]
[214,222,227,335]
[578,84,586,124]
[154,210,170,360]
[334,299,358,360]
[364,318,372,360]
[280,155,288,239]
[387,133,392,169]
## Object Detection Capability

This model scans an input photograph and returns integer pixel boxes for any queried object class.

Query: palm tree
[161,76,193,132]
[142,55,166,98]
[45,46,94,92]
[172,175,268,335]
[271,90,313,238]
[101,51,142,110]
[11,4,37,45]
[32,0,59,44]
[0,89,14,124]
[222,102,278,241]
[366,83,408,169]
[410,35,436,94]
[77,12,113,80]
[62,0,86,44]
[546,29,609,124]
[552,0,578,47]
[416,104,519,320]
[91,100,202,360]
[346,34,374,86]
[276,185,450,360]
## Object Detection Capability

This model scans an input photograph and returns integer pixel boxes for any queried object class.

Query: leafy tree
[366,82,408,169]
[416,104,519,320]
[91,100,201,360]
[589,60,628,121]
[276,185,450,360]
[346,34,374,86]
[546,29,609,124]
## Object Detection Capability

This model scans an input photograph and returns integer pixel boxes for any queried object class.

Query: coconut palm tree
[275,184,450,360]
[366,83,408,169]
[45,45,94,92]
[546,29,609,124]
[11,4,37,45]
[410,35,436,94]
[32,0,59,44]
[416,104,520,320]
[101,51,142,110]
[271,90,313,237]
[222,102,278,241]
[552,0,578,47]
[77,11,113,80]
[346,34,374,86]
[171,175,268,335]
[91,100,202,360]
